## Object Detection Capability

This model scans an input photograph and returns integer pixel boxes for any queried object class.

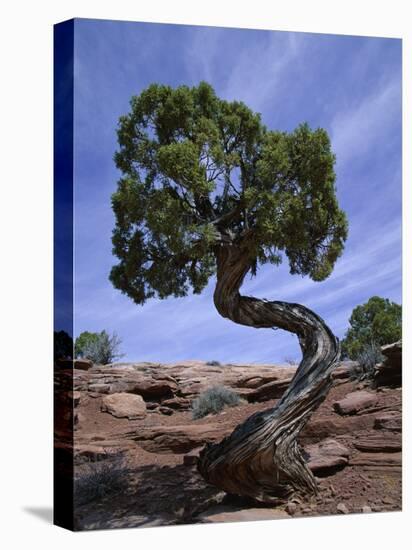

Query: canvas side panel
[53,18,75,532]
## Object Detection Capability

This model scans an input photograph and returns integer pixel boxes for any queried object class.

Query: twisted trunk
[197,243,340,504]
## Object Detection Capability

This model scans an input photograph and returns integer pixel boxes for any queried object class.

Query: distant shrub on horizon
[283,357,299,366]
[192,386,243,419]
[206,360,221,366]
[75,330,124,365]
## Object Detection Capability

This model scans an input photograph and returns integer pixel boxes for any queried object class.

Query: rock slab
[101,393,146,419]
[333,391,376,415]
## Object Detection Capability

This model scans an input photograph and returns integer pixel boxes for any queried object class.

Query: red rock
[349,451,401,468]
[305,439,350,474]
[374,412,402,431]
[353,433,401,453]
[88,383,110,394]
[331,361,358,380]
[101,393,146,419]
[337,503,349,514]
[133,423,222,454]
[375,341,402,387]
[333,391,377,415]
[161,396,191,410]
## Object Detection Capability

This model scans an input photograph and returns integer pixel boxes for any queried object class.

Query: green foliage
[54,330,73,360]
[111,82,347,304]
[191,386,243,419]
[341,296,402,359]
[206,360,221,366]
[75,330,124,365]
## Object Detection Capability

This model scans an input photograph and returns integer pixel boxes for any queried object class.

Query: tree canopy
[110,82,348,304]
[341,296,402,359]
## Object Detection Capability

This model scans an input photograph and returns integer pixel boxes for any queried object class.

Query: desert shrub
[75,330,124,365]
[206,360,221,366]
[192,386,243,419]
[74,454,130,506]
[283,356,298,366]
[349,342,383,381]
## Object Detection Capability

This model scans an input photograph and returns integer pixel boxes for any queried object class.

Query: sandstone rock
[362,505,372,513]
[337,503,349,514]
[300,414,376,442]
[353,433,401,453]
[198,505,289,523]
[375,341,402,387]
[109,376,177,398]
[331,361,358,380]
[333,391,377,415]
[305,438,350,474]
[245,378,292,402]
[374,411,402,431]
[349,451,401,468]
[133,423,222,453]
[159,406,173,415]
[101,393,146,419]
[285,502,298,515]
[88,383,110,394]
[161,396,191,410]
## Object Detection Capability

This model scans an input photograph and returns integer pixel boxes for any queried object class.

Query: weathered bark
[197,243,340,504]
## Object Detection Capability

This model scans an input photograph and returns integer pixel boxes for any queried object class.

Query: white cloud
[331,76,401,168]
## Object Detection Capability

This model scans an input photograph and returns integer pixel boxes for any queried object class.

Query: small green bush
[74,454,130,506]
[206,360,221,366]
[192,386,243,419]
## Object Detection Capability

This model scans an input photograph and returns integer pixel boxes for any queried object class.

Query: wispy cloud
[331,75,401,168]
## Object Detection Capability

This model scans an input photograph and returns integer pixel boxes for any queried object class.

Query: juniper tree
[110,82,348,503]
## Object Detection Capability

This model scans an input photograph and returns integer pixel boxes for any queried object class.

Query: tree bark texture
[197,243,340,504]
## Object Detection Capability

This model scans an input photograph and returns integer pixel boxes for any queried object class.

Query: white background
[0,1,410,548]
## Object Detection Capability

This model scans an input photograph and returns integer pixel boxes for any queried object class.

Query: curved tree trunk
[197,243,340,504]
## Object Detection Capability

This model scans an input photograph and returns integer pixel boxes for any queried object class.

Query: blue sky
[73,19,402,364]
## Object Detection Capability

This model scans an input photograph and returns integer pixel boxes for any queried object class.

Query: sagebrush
[192,386,243,419]
[74,454,130,506]
[75,330,124,365]
[349,342,383,381]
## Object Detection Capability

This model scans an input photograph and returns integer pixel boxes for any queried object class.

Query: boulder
[336,503,349,514]
[305,438,350,474]
[331,361,358,380]
[101,393,146,419]
[374,341,402,387]
[333,391,377,415]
